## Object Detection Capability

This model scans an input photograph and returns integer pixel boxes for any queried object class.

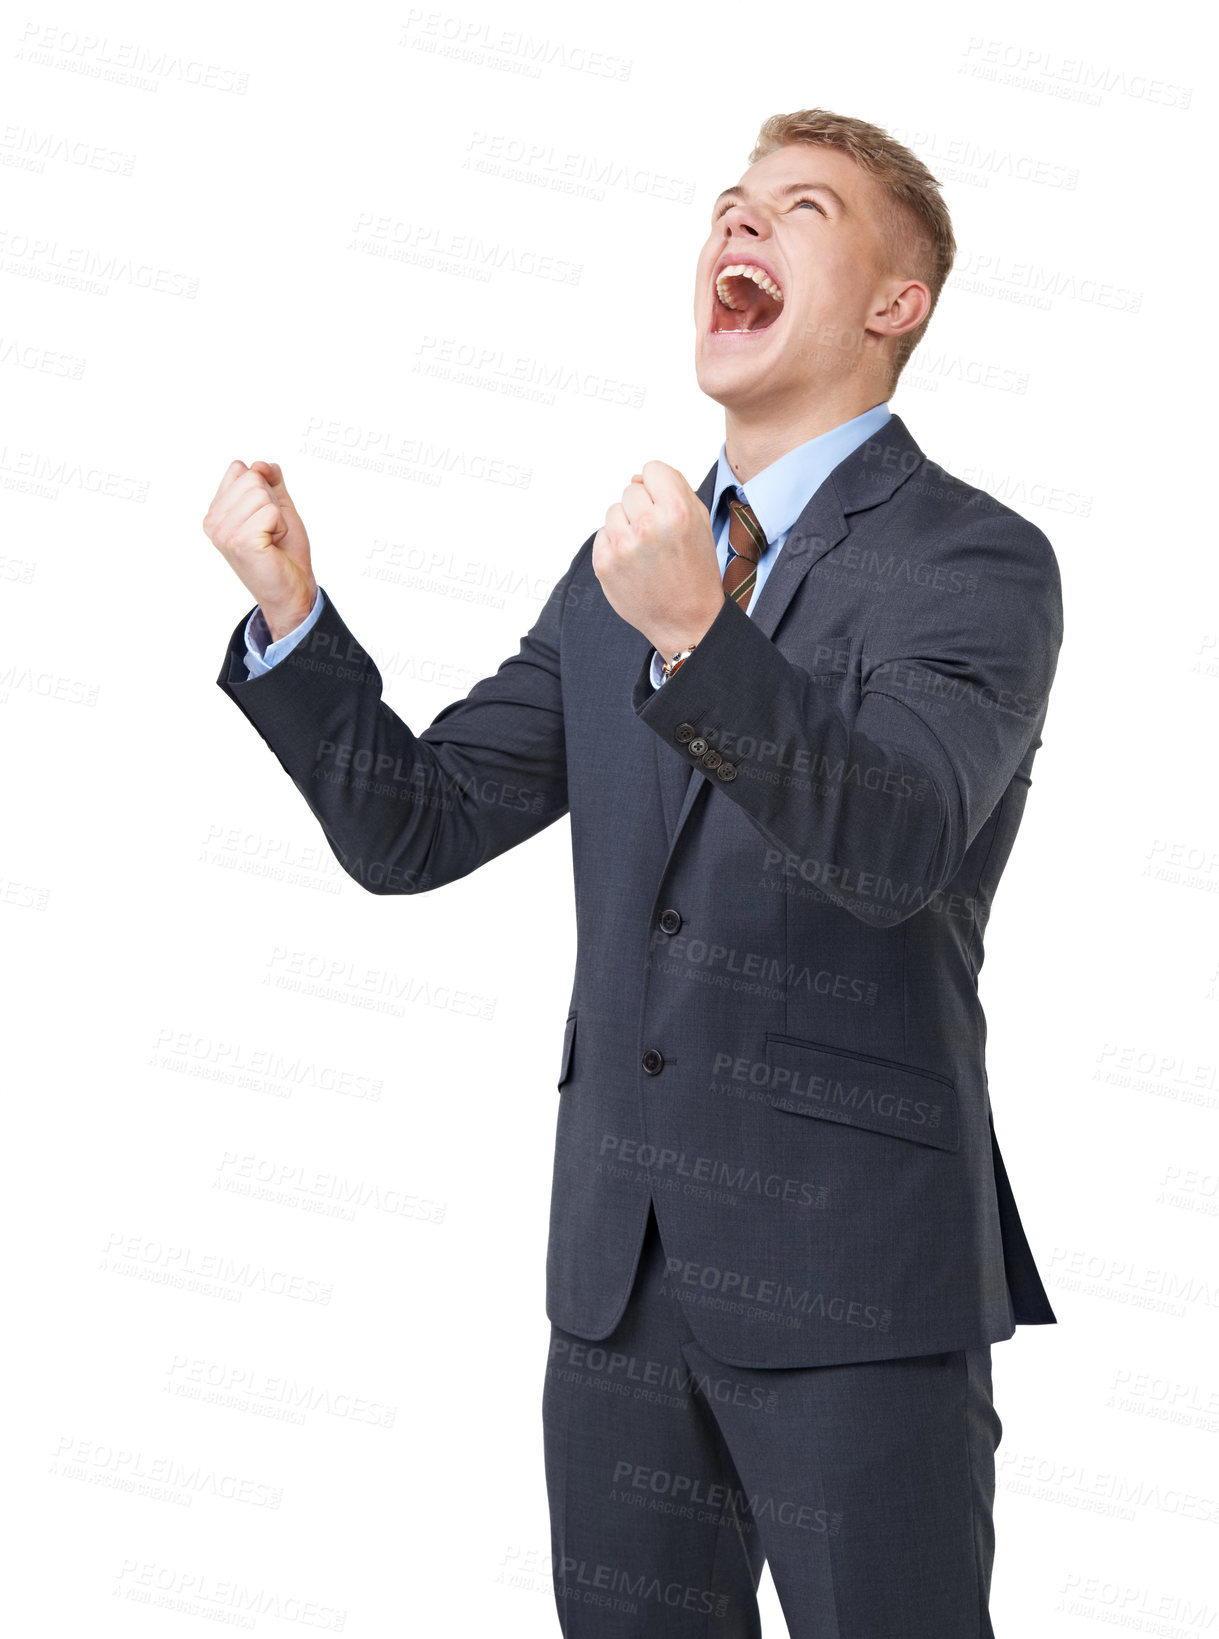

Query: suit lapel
[654,414,926,852]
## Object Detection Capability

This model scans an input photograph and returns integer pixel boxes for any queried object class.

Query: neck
[722,386,888,485]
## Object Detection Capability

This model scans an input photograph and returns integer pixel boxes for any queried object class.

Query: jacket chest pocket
[762,1033,959,1152]
[557,1011,577,1091]
[777,632,859,685]
[805,635,856,676]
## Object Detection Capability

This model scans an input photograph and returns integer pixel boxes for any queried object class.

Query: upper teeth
[715,264,784,307]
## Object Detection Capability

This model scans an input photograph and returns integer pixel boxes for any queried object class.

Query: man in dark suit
[205,108,1062,1637]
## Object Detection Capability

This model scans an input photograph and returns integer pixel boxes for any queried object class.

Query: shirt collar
[710,401,893,547]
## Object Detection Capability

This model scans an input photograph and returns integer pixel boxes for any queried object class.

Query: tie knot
[727,494,765,565]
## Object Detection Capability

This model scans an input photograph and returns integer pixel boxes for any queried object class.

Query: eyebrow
[712,180,848,214]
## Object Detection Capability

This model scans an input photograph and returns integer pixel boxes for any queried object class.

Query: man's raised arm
[204,459,576,895]
[632,507,1063,929]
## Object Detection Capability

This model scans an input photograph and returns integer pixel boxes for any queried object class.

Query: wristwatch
[661,643,697,680]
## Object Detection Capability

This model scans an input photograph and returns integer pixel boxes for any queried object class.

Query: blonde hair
[749,109,956,390]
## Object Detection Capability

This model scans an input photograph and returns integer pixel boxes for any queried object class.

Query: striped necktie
[723,490,766,613]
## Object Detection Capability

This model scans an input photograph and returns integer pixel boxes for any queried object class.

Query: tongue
[718,275,779,332]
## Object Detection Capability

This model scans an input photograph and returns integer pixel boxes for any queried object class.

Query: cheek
[796,267,864,335]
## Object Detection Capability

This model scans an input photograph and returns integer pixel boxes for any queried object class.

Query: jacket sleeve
[634,513,1063,928]
[214,539,589,894]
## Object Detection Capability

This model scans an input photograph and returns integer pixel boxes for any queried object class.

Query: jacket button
[675,723,695,743]
[658,909,681,934]
[688,736,708,756]
[641,1049,664,1075]
[700,748,722,769]
[716,761,737,781]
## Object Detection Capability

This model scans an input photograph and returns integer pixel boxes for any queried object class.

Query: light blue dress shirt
[240,402,892,681]
[242,591,325,678]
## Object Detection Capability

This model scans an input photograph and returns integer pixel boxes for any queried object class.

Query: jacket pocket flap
[557,1011,577,1090]
[763,1034,959,1152]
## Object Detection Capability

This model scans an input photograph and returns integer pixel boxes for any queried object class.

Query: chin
[695,348,787,408]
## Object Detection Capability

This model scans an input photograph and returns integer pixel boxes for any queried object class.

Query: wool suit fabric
[217,413,1062,1631]
[216,411,1062,1370]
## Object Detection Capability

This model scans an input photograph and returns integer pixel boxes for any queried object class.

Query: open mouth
[711,263,784,334]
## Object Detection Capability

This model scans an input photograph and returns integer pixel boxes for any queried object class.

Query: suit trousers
[541,1201,1001,1637]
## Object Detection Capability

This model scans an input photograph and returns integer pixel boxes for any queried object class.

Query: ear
[866,278,932,340]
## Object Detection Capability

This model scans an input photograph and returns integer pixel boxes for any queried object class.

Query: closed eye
[713,195,826,221]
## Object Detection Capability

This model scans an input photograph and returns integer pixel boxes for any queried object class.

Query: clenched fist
[592,460,725,661]
[202,460,318,642]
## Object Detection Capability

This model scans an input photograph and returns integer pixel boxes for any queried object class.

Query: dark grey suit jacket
[216,412,1063,1369]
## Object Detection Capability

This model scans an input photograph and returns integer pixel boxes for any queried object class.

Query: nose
[717,197,776,239]
[721,204,761,238]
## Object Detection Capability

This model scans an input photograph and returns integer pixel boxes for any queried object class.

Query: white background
[3,0,1215,1633]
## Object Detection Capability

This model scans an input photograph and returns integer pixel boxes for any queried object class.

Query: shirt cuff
[650,648,667,690]
[243,587,325,678]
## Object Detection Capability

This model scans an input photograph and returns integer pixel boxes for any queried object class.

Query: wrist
[649,593,726,664]
[660,643,697,680]
[263,587,317,643]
